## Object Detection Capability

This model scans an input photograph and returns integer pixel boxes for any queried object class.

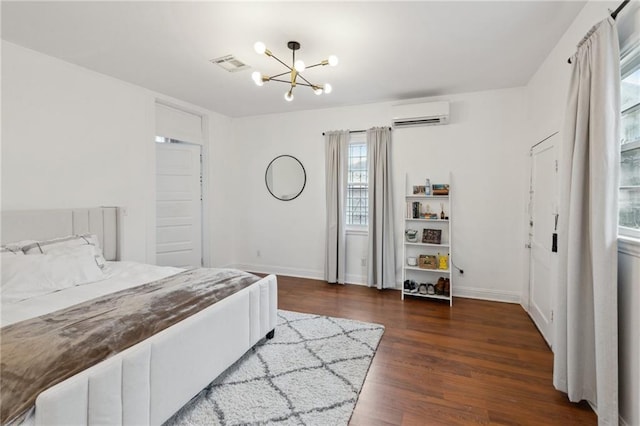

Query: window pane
[346,141,368,225]
[621,107,640,145]
[347,184,368,225]
[621,146,640,186]
[621,68,640,111]
[619,188,640,230]
[620,49,640,236]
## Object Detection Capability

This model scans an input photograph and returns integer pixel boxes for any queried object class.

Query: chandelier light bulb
[254,41,266,55]
[328,55,339,67]
[294,60,306,72]
[252,71,263,86]
[323,83,333,94]
[314,87,323,95]
[284,90,294,102]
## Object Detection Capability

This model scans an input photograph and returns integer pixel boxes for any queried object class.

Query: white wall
[206,111,236,268]
[618,241,640,426]
[524,1,639,424]
[1,41,234,267]
[230,88,526,302]
[2,41,153,262]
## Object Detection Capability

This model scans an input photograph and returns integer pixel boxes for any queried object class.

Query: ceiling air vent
[210,55,250,72]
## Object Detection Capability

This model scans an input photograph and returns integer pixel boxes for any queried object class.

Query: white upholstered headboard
[1,207,120,260]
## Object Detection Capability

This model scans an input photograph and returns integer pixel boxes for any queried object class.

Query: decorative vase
[405,229,418,242]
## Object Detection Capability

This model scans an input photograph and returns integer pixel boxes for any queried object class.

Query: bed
[0,207,278,425]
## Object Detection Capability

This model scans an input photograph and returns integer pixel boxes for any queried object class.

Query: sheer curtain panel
[324,130,350,284]
[366,127,396,289]
[555,17,619,425]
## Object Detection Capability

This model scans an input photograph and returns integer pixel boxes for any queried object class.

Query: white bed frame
[1,208,278,425]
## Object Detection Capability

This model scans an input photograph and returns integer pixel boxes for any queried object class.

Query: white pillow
[1,241,35,254]
[1,255,52,303]
[1,245,106,303]
[1,247,25,257]
[22,234,106,269]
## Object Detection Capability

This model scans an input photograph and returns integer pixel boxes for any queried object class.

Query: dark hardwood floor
[275,275,596,426]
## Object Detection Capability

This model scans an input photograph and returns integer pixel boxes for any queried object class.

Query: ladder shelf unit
[402,173,453,306]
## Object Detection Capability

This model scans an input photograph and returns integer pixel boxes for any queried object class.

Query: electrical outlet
[361,258,366,267]
[256,250,261,257]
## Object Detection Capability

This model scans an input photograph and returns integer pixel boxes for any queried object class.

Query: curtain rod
[322,127,392,136]
[567,0,629,64]
[611,0,630,19]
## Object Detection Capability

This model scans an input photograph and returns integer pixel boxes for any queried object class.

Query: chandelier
[251,41,338,102]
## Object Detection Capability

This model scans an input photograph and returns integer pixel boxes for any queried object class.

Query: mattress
[1,261,182,326]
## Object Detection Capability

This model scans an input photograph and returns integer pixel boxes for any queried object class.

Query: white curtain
[555,17,619,425]
[366,127,396,289]
[324,130,350,284]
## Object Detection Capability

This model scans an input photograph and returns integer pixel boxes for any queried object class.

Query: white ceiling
[1,1,586,117]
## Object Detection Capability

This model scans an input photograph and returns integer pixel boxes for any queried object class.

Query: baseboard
[227,264,520,302]
[345,274,368,286]
[229,263,325,281]
[453,286,520,304]
[229,264,376,287]
[618,236,640,258]
[586,401,631,426]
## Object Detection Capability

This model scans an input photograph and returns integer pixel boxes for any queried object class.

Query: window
[620,47,640,238]
[346,135,368,226]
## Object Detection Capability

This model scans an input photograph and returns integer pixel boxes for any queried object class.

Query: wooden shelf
[405,266,450,273]
[405,242,450,248]
[405,195,449,199]
[405,218,449,222]
[403,291,451,301]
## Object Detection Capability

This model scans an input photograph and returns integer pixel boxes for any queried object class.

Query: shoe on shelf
[404,279,418,293]
[444,278,450,297]
[427,283,435,295]
[435,277,445,295]
[418,283,428,295]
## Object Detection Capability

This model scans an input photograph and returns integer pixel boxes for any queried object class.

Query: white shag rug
[164,310,384,426]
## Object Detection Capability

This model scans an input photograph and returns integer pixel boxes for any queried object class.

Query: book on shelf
[431,183,449,196]
[412,202,421,219]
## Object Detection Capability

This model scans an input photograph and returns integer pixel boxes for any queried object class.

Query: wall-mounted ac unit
[391,101,450,127]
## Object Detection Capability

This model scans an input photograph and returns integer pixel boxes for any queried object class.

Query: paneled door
[528,133,558,347]
[156,142,202,268]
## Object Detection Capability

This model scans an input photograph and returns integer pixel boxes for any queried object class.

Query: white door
[156,142,202,268]
[528,134,558,347]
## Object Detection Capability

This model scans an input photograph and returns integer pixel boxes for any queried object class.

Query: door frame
[526,131,559,348]
[151,100,210,268]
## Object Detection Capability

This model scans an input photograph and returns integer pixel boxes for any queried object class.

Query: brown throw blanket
[0,268,260,424]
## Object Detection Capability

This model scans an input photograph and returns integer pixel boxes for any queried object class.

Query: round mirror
[265,155,306,201]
